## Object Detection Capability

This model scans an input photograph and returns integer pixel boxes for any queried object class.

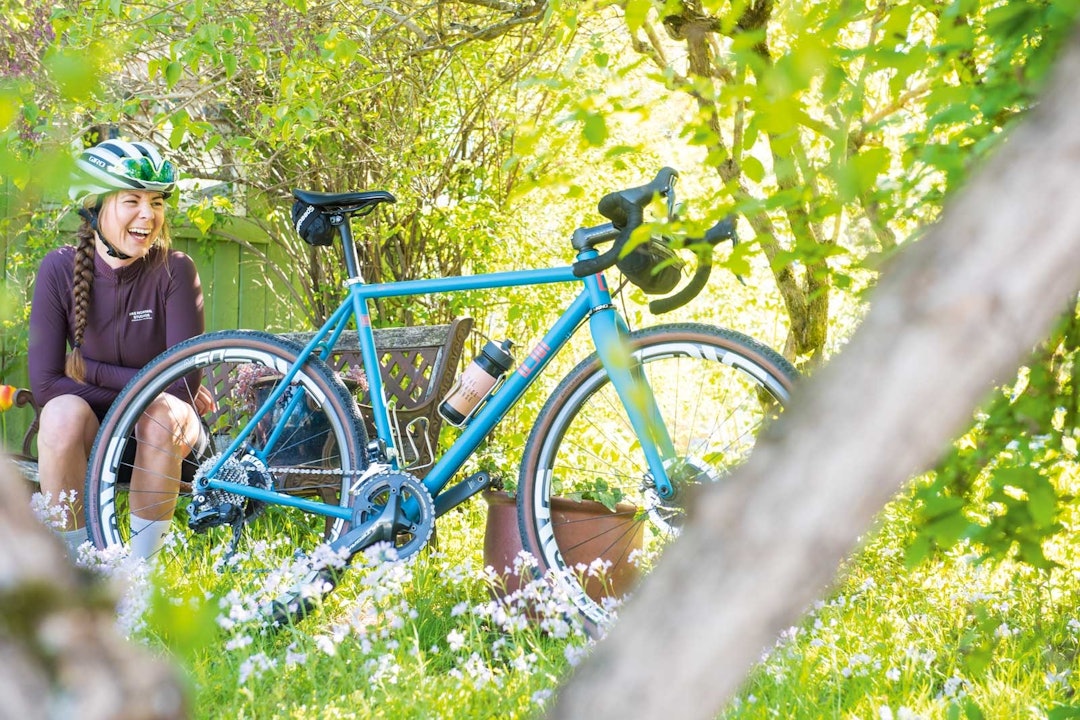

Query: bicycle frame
[194,221,679,523]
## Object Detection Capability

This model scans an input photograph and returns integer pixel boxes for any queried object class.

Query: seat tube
[584,274,676,496]
[340,221,398,464]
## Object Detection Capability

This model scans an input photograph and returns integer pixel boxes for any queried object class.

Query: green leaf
[741,155,765,184]
[0,87,18,131]
[165,61,183,89]
[222,53,238,78]
[1027,473,1058,527]
[582,112,608,146]
[623,0,651,33]
[44,49,101,102]
[187,204,217,235]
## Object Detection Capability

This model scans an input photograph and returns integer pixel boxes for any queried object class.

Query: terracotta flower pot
[483,489,643,602]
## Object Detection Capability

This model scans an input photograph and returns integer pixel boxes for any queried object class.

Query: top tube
[355,266,579,299]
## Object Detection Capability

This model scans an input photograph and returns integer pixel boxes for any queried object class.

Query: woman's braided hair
[63,215,98,383]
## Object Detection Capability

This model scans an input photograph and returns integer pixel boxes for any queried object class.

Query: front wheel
[84,330,367,579]
[517,323,797,636]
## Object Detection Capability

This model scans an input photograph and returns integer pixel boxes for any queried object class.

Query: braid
[65,219,96,383]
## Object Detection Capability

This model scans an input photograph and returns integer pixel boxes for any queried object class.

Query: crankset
[337,468,435,559]
[263,469,435,626]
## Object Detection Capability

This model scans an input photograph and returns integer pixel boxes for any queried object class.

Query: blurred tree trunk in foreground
[548,24,1080,720]
[0,462,185,720]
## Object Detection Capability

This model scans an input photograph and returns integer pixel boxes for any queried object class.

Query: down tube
[420,291,595,497]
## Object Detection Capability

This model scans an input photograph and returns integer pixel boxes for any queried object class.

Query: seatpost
[336,217,363,281]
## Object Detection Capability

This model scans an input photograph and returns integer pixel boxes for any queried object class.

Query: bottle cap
[482,339,514,373]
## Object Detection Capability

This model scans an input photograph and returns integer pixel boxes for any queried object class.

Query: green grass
[106,501,587,719]
[723,484,1080,720]
[72,475,1080,720]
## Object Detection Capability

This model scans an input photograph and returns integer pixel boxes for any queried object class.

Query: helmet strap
[78,203,132,261]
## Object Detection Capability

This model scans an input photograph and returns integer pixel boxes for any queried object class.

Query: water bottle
[439,339,514,427]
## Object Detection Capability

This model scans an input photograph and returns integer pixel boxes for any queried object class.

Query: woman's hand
[194,384,217,416]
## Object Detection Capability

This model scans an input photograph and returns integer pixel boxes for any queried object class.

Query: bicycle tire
[85,330,367,574]
[516,323,797,636]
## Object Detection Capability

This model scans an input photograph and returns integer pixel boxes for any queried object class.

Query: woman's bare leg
[128,393,203,558]
[37,395,99,531]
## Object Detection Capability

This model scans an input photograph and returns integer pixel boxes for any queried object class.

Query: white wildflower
[238,652,276,685]
[447,629,466,653]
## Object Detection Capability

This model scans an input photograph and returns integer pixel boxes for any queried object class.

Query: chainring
[349,469,435,559]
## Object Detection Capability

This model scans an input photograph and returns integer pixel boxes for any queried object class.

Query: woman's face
[96,190,166,264]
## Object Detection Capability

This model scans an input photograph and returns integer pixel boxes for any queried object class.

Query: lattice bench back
[281,316,474,473]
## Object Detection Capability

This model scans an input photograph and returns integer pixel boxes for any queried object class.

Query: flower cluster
[232,363,280,414]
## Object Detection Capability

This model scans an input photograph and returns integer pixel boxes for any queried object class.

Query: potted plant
[482,473,644,603]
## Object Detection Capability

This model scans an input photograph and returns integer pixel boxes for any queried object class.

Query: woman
[29,138,212,560]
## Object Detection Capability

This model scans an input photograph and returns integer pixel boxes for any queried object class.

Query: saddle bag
[616,238,685,295]
[291,200,336,246]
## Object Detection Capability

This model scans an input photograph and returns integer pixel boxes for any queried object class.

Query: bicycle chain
[265,466,367,478]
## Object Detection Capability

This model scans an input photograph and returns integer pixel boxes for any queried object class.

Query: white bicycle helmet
[69,139,177,203]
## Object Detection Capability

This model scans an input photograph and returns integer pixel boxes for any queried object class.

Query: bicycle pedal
[432,470,494,517]
[264,567,339,627]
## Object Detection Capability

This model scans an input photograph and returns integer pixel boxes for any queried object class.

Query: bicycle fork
[584,277,678,499]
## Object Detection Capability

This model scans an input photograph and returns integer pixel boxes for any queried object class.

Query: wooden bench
[4,387,42,484]
[3,318,474,490]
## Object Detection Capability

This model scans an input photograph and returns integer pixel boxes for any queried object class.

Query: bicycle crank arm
[330,492,400,557]
[261,500,398,627]
[432,470,493,517]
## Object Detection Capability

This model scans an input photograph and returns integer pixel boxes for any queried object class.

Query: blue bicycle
[84,168,797,635]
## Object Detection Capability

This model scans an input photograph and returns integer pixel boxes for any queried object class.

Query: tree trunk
[0,462,187,720]
[547,23,1080,720]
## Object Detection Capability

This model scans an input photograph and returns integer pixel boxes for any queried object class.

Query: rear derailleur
[187,451,272,563]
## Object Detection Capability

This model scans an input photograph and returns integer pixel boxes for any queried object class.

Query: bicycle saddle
[291,188,396,211]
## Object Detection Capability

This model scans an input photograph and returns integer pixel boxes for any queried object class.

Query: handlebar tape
[649,217,737,314]
[573,167,679,278]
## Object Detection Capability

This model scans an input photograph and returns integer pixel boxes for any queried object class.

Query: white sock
[59,528,87,559]
[129,516,172,560]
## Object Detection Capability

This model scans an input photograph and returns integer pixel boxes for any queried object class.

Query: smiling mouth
[128,228,152,242]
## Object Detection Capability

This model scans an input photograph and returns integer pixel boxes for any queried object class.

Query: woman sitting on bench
[29,138,213,560]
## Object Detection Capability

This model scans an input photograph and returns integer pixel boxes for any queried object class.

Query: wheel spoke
[85,331,367,610]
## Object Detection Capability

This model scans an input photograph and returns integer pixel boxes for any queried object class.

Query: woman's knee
[38,395,99,455]
[135,393,200,449]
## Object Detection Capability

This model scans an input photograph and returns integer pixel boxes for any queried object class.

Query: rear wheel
[517,323,796,636]
[84,330,367,583]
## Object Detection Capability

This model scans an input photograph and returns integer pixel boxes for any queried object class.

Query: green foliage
[126,506,587,719]
[907,302,1080,569]
[1,0,565,330]
[74,455,1080,719]
[721,493,1080,718]
[584,0,1080,360]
